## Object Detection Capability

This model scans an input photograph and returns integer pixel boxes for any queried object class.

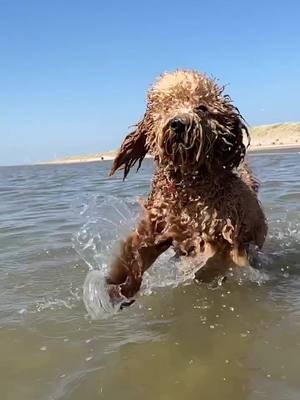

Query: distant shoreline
[39,144,300,166]
[40,122,300,165]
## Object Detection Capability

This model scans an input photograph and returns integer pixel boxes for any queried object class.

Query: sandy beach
[42,122,300,165]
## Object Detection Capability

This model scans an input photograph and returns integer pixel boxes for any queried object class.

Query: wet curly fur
[107,70,268,303]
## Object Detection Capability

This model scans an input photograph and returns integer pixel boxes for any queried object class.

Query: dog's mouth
[159,114,210,168]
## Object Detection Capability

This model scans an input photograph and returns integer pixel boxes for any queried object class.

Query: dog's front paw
[106,283,135,309]
[83,270,134,319]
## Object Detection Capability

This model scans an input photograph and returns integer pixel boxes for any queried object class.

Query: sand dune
[43,122,300,165]
[250,122,300,150]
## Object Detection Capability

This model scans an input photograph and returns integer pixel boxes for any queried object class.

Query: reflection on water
[0,152,300,400]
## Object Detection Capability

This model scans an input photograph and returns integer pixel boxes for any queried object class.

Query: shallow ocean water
[1,151,300,400]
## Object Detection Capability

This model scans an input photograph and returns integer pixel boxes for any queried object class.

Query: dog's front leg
[106,218,172,303]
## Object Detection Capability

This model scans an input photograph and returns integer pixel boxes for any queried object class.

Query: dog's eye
[195,105,208,113]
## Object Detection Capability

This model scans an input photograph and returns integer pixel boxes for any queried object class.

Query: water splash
[72,195,136,271]
[268,218,300,252]
[74,195,272,319]
[142,252,202,295]
[72,196,138,318]
[73,196,203,318]
[228,265,270,286]
[83,270,123,319]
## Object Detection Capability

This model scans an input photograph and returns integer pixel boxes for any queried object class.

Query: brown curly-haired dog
[106,70,267,306]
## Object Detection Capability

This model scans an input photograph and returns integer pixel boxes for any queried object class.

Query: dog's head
[110,70,249,178]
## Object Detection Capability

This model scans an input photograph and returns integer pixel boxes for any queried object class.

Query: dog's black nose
[170,118,186,135]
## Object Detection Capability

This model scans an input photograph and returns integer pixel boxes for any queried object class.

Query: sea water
[0,151,300,399]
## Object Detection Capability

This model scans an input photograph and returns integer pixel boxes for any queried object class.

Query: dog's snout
[170,118,186,135]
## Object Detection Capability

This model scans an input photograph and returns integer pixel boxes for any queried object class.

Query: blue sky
[1,0,300,165]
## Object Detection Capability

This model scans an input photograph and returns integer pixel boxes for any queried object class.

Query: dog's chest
[156,181,230,239]
[174,191,223,230]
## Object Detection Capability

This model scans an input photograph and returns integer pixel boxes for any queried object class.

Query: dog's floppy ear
[210,103,249,170]
[220,115,249,169]
[109,118,149,180]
